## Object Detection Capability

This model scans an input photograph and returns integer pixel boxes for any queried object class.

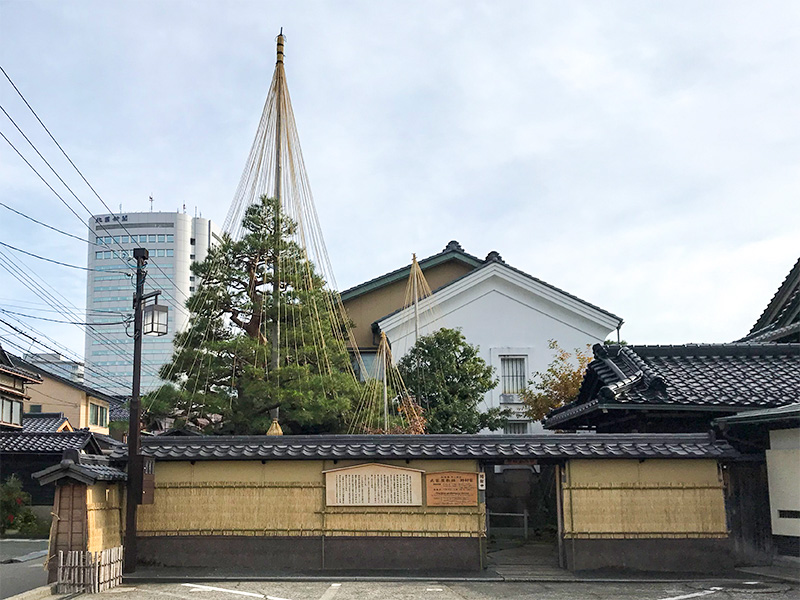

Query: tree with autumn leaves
[521,340,592,421]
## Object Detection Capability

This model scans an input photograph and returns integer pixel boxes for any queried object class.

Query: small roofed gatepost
[32,449,127,585]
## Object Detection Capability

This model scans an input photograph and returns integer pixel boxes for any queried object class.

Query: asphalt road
[0,539,48,600]
[74,580,799,600]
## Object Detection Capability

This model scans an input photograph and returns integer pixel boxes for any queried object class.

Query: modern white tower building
[84,211,220,396]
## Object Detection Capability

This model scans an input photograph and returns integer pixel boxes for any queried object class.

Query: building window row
[94,361,134,366]
[95,249,174,260]
[94,285,132,292]
[96,234,174,245]
[94,295,136,303]
[94,274,128,282]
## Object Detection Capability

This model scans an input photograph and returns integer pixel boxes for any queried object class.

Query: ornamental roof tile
[33,454,127,486]
[107,432,737,461]
[746,257,800,339]
[545,343,800,429]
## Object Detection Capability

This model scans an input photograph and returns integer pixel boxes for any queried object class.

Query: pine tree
[150,195,359,434]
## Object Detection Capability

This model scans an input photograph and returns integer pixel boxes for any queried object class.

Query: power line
[0,308,130,326]
[0,68,188,305]
[0,251,164,382]
[0,201,90,244]
[0,240,130,273]
[0,320,131,390]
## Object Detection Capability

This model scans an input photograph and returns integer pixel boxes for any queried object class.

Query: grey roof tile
[22,413,70,433]
[546,343,800,428]
[0,431,102,454]
[106,432,737,461]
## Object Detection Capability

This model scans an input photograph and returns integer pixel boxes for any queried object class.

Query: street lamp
[124,248,166,574]
[143,300,168,336]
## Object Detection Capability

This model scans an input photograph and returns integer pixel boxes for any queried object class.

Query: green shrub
[1,474,36,535]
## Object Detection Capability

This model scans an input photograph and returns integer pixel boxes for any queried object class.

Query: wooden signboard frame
[324,463,424,506]
[425,471,478,506]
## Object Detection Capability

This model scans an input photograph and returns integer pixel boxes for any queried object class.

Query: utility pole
[124,249,166,573]
[124,248,147,573]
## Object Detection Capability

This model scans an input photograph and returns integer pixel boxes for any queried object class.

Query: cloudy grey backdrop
[1,1,798,370]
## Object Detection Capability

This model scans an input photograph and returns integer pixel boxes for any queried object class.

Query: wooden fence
[57,546,123,594]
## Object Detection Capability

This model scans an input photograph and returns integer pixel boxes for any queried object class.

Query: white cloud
[0,0,797,364]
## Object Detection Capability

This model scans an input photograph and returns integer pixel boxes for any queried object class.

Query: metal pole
[412,254,419,344]
[270,30,285,374]
[124,248,147,573]
[381,333,388,431]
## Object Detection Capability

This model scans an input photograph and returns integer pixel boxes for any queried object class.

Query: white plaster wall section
[767,428,800,537]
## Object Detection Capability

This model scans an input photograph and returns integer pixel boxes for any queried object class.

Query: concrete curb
[3,585,56,600]
[2,550,49,564]
[121,574,784,585]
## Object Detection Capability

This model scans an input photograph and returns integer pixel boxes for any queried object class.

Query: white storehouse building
[342,241,623,434]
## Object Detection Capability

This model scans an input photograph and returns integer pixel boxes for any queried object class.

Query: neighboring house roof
[740,257,800,343]
[22,413,73,433]
[545,343,800,430]
[33,453,127,486]
[340,240,484,302]
[107,432,737,461]
[376,255,622,333]
[10,353,118,404]
[109,397,129,422]
[0,344,42,384]
[0,430,103,455]
[715,403,800,428]
[92,432,128,450]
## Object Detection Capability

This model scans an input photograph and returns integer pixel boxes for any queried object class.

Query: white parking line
[181,584,268,598]
[317,583,342,600]
[657,588,722,600]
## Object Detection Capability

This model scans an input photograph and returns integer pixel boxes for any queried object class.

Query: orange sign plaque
[425,471,478,506]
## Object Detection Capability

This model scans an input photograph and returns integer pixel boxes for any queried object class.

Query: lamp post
[124,248,167,573]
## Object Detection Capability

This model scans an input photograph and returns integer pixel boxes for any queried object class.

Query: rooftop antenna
[149,195,154,212]
[182,203,186,214]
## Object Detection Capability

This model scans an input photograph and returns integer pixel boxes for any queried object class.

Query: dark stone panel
[137,536,323,571]
[136,536,484,571]
[323,537,483,571]
[773,535,800,557]
[563,538,734,573]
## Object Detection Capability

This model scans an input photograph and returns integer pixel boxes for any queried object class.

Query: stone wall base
[563,537,734,572]
[138,535,484,572]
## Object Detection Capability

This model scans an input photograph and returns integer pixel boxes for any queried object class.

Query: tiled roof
[0,344,42,383]
[545,343,800,428]
[747,257,800,338]
[109,397,129,422]
[714,402,800,426]
[33,454,127,486]
[0,431,103,454]
[340,241,484,301]
[22,413,71,433]
[93,432,127,450]
[375,257,622,328]
[107,432,737,461]
[9,354,118,404]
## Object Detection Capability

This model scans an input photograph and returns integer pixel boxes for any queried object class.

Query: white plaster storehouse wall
[378,261,621,433]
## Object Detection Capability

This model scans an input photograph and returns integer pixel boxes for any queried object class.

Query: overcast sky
[1,1,798,366]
